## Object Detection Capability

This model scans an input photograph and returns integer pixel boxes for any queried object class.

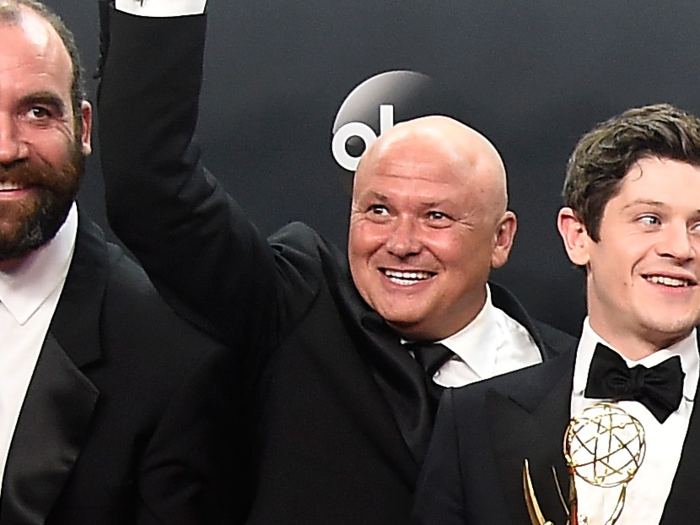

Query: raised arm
[97,1,280,345]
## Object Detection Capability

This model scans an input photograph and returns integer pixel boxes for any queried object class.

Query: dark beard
[0,143,84,261]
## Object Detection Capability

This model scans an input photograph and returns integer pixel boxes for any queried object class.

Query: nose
[657,222,696,262]
[0,114,28,166]
[385,215,422,257]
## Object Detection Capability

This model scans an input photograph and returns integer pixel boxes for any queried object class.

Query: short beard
[0,143,84,262]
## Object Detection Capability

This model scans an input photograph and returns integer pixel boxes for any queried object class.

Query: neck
[589,319,690,361]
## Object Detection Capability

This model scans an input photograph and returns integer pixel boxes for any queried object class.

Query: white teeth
[384,270,432,285]
[0,181,21,191]
[647,275,690,287]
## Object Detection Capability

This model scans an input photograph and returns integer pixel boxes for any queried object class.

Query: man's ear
[78,100,92,156]
[490,210,517,269]
[557,207,591,266]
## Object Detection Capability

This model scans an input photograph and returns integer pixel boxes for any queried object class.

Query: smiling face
[348,116,516,341]
[559,157,700,358]
[0,5,91,269]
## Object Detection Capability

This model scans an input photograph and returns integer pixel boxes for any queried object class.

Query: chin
[384,314,421,328]
[385,316,422,333]
[643,320,698,344]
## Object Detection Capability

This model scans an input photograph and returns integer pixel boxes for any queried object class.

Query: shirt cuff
[114,0,206,17]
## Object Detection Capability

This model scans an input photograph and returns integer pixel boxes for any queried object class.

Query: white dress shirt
[0,204,77,492]
[570,319,698,525]
[420,285,542,388]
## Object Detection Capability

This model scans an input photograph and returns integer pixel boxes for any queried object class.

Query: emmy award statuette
[523,402,646,525]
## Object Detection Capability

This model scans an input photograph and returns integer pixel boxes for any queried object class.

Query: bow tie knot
[585,343,685,423]
[606,363,664,399]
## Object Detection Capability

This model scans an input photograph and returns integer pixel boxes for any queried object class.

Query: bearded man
[0,2,241,524]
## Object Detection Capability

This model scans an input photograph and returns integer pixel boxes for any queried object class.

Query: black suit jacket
[0,216,241,525]
[412,340,700,525]
[96,7,575,525]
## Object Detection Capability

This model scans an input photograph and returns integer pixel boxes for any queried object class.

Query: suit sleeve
[97,3,280,347]
[411,389,466,525]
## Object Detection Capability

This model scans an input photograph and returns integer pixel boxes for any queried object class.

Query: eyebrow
[362,191,452,206]
[622,199,700,216]
[19,91,66,115]
[420,199,452,208]
[364,191,389,202]
[621,199,667,211]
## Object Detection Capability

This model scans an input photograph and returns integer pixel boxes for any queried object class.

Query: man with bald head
[96,2,573,524]
[350,116,515,342]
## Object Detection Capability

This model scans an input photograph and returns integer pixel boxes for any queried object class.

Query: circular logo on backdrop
[331,70,456,192]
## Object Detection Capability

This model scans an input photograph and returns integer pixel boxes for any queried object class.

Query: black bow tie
[584,343,685,423]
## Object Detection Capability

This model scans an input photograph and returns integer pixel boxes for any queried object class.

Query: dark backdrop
[60,1,700,336]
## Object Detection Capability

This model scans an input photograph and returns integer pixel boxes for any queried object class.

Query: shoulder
[61,222,236,428]
[269,222,345,266]
[268,221,350,291]
[449,346,576,417]
[534,320,577,354]
[449,363,540,405]
[104,241,226,360]
[489,281,577,359]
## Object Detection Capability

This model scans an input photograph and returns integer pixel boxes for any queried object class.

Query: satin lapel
[48,219,107,366]
[489,350,576,525]
[0,333,99,525]
[660,373,700,523]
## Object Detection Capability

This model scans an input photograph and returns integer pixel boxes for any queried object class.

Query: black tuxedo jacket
[0,216,241,525]
[412,340,700,525]
[96,7,574,525]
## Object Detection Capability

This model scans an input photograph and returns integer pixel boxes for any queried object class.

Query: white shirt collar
[573,317,699,402]
[0,203,77,325]
[439,284,505,378]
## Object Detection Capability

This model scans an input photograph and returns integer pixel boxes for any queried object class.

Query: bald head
[355,116,509,220]
[348,115,517,340]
